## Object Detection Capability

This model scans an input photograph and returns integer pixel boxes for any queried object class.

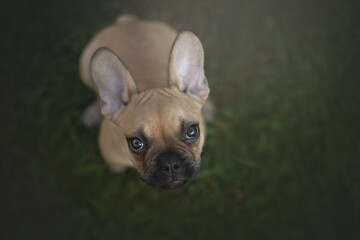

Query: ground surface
[1,0,359,239]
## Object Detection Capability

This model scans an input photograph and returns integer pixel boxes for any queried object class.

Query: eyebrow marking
[129,126,145,139]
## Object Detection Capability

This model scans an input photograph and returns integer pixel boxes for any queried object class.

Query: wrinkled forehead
[119,88,202,137]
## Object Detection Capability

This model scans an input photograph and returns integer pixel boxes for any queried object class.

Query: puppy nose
[157,152,182,175]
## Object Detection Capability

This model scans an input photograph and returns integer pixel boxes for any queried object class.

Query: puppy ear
[168,31,210,103]
[91,47,138,120]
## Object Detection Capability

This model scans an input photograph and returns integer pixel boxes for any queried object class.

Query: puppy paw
[82,100,102,127]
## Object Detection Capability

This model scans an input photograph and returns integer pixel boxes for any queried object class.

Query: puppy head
[91,32,209,189]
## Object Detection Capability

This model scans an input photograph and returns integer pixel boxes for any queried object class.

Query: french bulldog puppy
[79,15,211,189]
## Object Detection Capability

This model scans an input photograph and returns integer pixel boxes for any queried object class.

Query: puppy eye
[129,138,145,152]
[185,124,199,140]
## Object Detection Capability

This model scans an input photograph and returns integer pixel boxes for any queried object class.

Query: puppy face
[117,87,205,189]
[91,32,209,189]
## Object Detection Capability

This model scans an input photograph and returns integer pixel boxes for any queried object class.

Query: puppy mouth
[140,175,189,190]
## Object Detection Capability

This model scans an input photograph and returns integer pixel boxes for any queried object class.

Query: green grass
[1,0,359,239]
